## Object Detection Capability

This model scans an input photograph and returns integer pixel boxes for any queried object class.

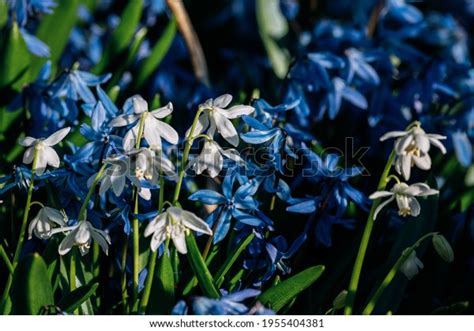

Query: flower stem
[362,232,436,314]
[172,107,204,204]
[131,113,147,312]
[120,235,129,314]
[78,163,108,221]
[344,149,396,315]
[0,146,39,312]
[202,206,225,260]
[0,244,12,274]
[139,166,166,313]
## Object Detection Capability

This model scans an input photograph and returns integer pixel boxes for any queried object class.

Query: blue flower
[189,171,270,243]
[172,289,273,315]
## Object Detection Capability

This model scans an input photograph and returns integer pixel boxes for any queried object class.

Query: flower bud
[432,234,454,263]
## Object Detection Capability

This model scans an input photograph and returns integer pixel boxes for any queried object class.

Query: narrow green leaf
[185,234,220,299]
[57,283,99,314]
[30,0,80,77]
[0,21,31,90]
[214,233,255,288]
[94,0,144,73]
[11,254,55,314]
[258,265,325,312]
[135,18,177,88]
[432,301,469,314]
[255,0,290,79]
[148,252,175,314]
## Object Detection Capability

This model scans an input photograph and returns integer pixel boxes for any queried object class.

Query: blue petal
[452,131,472,168]
[188,190,226,205]
[286,199,316,214]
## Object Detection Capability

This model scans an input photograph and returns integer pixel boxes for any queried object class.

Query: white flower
[144,207,212,254]
[95,148,176,200]
[109,96,178,151]
[380,125,446,180]
[191,139,243,177]
[369,182,439,219]
[56,221,111,256]
[28,206,67,240]
[400,250,424,279]
[187,94,254,147]
[20,127,71,176]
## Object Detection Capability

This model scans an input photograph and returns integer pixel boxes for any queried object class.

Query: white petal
[44,207,66,226]
[155,120,179,145]
[408,197,421,216]
[144,214,167,237]
[34,150,48,176]
[213,94,233,108]
[412,153,431,170]
[185,112,209,138]
[143,117,163,149]
[99,175,112,195]
[132,95,148,114]
[91,229,111,255]
[123,123,140,151]
[396,134,413,154]
[222,105,255,119]
[23,147,35,164]
[429,137,447,154]
[180,210,213,235]
[111,175,126,196]
[109,114,140,127]
[150,102,173,119]
[19,136,36,147]
[213,110,239,146]
[28,216,40,239]
[379,131,407,142]
[58,232,76,255]
[43,127,71,146]
[44,146,60,168]
[172,231,187,254]
[373,196,395,220]
[401,155,412,180]
[138,188,151,200]
[369,191,393,199]
[415,134,430,153]
[74,222,91,245]
[150,231,167,252]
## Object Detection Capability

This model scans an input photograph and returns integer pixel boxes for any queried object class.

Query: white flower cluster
[370,123,446,220]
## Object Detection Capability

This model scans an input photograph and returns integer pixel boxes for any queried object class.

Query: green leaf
[57,283,99,314]
[255,0,290,79]
[135,18,177,88]
[214,233,255,288]
[431,301,469,314]
[185,234,220,299]
[258,265,325,312]
[0,21,31,90]
[94,0,144,73]
[107,27,148,88]
[30,0,80,77]
[148,251,175,314]
[11,253,55,314]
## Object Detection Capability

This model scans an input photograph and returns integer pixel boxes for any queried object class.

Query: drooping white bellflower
[56,220,111,256]
[28,206,67,240]
[187,94,254,147]
[369,182,439,219]
[380,125,446,180]
[191,139,243,177]
[109,96,178,151]
[400,250,424,279]
[144,207,212,254]
[20,127,71,175]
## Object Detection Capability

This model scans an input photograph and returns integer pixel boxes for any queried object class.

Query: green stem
[0,146,38,311]
[344,149,396,315]
[120,236,129,314]
[0,244,12,274]
[139,165,166,313]
[362,232,437,314]
[172,107,204,204]
[78,163,108,221]
[131,113,146,312]
[69,250,77,291]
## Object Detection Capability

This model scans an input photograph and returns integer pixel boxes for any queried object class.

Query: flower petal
[43,127,71,146]
[213,110,239,146]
